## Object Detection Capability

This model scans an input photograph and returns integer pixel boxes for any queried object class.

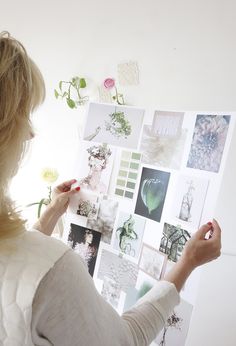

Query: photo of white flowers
[83,102,145,149]
[76,141,115,194]
[187,114,231,173]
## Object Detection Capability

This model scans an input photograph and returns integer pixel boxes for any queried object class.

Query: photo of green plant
[83,102,145,149]
[135,167,170,222]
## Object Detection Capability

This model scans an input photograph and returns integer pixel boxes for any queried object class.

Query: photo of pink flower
[187,114,230,173]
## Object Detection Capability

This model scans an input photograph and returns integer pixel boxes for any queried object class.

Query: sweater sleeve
[31,249,179,346]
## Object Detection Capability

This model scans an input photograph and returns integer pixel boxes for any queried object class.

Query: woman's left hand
[33,179,80,236]
[50,179,80,217]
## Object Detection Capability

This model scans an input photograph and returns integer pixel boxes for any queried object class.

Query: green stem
[38,198,46,219]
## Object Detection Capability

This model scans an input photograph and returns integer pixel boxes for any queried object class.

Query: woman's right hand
[181,219,221,270]
[164,219,221,292]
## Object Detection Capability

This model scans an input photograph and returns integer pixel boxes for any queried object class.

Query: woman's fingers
[55,179,77,192]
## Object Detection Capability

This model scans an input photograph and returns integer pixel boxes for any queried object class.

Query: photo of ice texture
[97,249,138,293]
[187,114,230,173]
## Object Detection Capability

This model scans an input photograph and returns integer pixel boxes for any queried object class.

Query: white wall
[1,0,236,344]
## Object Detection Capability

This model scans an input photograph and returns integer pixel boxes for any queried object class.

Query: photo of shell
[159,223,191,263]
[113,212,146,259]
[187,114,231,173]
[83,102,145,149]
[86,197,119,244]
[135,167,170,222]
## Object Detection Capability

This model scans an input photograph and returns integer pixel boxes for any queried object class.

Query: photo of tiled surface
[115,151,141,199]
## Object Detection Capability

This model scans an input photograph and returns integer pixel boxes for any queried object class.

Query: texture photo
[97,248,138,293]
[77,141,115,194]
[83,102,145,149]
[87,197,119,244]
[140,110,187,170]
[135,167,170,222]
[171,175,209,229]
[187,114,231,173]
[100,276,121,309]
[68,223,101,276]
[139,244,167,280]
[113,212,146,259]
[159,223,191,263]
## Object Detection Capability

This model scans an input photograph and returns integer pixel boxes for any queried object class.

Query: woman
[0,32,221,346]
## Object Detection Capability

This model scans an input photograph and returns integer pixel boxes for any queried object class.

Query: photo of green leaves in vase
[135,167,170,222]
[83,103,145,149]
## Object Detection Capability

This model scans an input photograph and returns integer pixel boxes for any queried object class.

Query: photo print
[87,197,119,244]
[113,212,146,259]
[100,276,121,309]
[139,244,167,280]
[187,114,231,173]
[171,175,209,229]
[114,150,142,200]
[135,167,170,222]
[69,188,100,226]
[83,102,145,149]
[140,110,187,170]
[77,141,115,194]
[68,224,101,276]
[159,223,191,263]
[97,248,138,293]
[154,298,193,346]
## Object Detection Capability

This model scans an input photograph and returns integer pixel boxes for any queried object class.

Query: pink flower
[104,78,115,90]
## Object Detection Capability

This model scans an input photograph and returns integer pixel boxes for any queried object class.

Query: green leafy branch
[54,76,89,108]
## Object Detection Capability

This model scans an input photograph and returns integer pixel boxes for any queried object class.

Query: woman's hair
[0,31,45,237]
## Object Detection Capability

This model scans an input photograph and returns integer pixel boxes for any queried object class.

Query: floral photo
[68,224,101,276]
[83,102,145,149]
[113,212,146,259]
[76,141,115,194]
[187,114,231,172]
[154,298,193,346]
[69,188,101,226]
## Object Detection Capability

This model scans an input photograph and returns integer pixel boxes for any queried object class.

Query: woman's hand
[164,219,221,292]
[50,179,80,217]
[180,219,221,270]
[33,179,80,236]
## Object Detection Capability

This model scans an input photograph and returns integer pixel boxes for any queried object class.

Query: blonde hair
[0,31,45,237]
